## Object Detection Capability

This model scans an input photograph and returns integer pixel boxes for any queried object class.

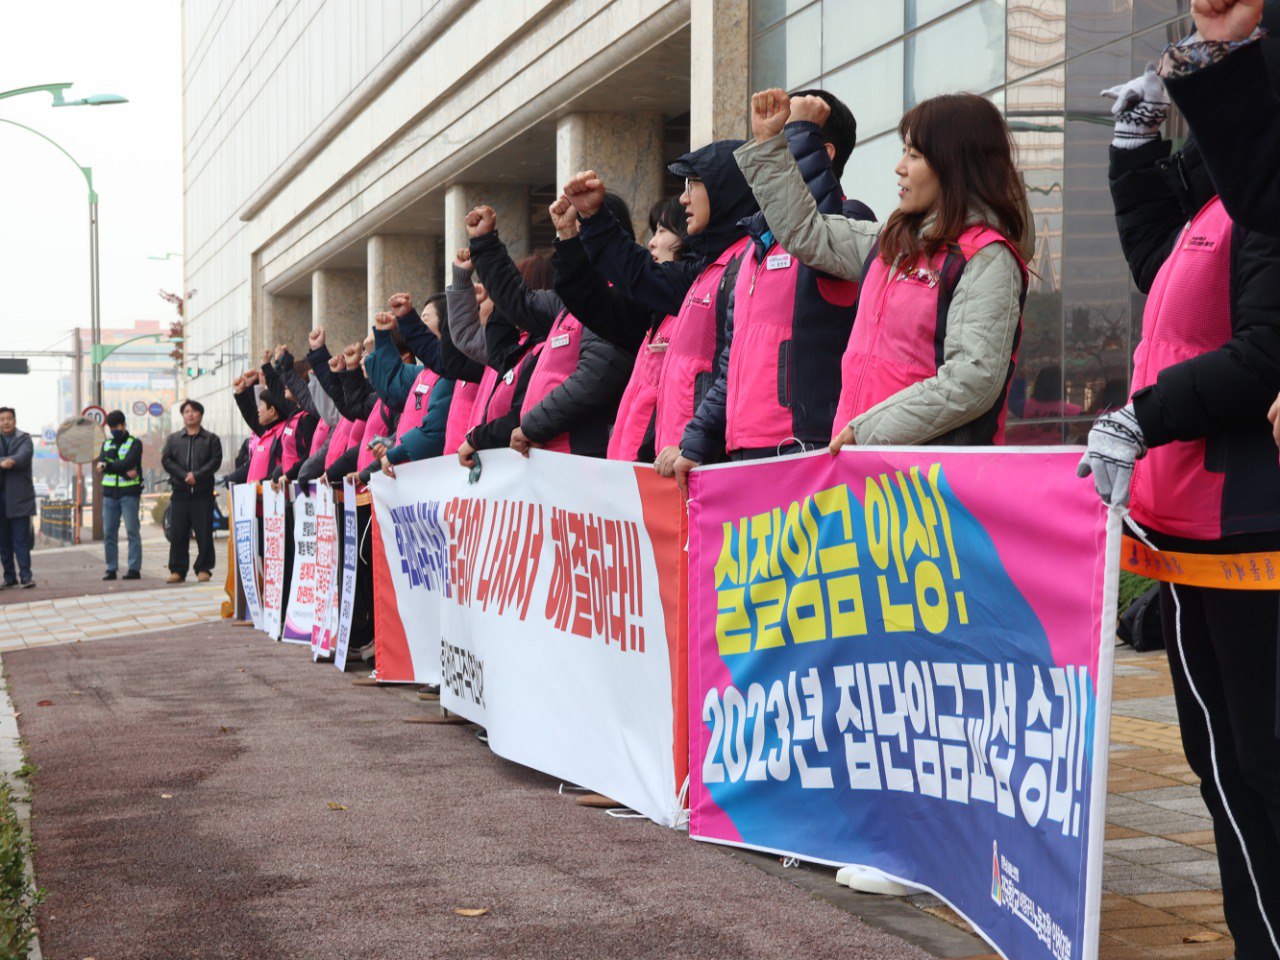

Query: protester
[465,204,632,459]
[550,195,687,463]
[1079,61,1280,956]
[96,410,144,581]
[0,408,35,589]
[262,347,328,483]
[563,139,759,474]
[674,89,874,489]
[731,89,1031,453]
[1159,0,1278,236]
[160,400,223,584]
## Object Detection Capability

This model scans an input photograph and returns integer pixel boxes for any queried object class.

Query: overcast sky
[0,0,183,432]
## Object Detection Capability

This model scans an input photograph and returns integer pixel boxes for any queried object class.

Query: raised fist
[788,94,830,128]
[261,348,272,366]
[454,247,473,272]
[308,327,325,350]
[342,343,360,363]
[243,369,260,386]
[751,89,791,143]
[233,374,247,393]
[373,311,396,331]
[465,205,497,238]
[273,343,287,362]
[562,170,606,219]
[388,292,413,318]
[328,354,344,373]
[1192,0,1263,41]
[549,196,580,239]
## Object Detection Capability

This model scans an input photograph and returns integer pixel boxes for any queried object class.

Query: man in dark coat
[0,407,35,588]
[160,399,223,583]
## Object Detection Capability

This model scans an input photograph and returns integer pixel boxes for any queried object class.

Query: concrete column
[368,234,439,317]
[262,294,311,360]
[556,112,664,240]
[311,268,368,352]
[690,0,751,147]
[444,183,531,278]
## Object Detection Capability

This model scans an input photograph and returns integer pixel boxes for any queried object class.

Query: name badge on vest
[766,253,792,271]
[503,369,516,384]
[1183,233,1218,253]
[284,427,294,436]
[551,334,571,348]
[415,380,431,394]
[647,338,669,354]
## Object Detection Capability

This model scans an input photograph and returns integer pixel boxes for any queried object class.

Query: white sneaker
[834,864,920,896]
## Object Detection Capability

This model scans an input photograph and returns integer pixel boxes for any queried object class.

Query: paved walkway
[0,564,1233,958]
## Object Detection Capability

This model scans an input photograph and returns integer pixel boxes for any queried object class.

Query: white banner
[283,488,316,644]
[312,482,339,661]
[261,484,287,639]
[370,450,684,827]
[231,483,263,630]
[334,478,360,672]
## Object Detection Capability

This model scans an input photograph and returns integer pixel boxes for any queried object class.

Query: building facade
[183,0,1191,451]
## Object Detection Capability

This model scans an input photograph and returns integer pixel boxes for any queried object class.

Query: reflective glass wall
[751,0,1192,443]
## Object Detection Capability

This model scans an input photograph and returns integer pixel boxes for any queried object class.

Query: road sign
[81,405,107,425]
[148,402,164,417]
[131,400,148,417]
[42,428,56,443]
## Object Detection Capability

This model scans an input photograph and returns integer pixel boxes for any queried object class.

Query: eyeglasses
[684,176,703,195]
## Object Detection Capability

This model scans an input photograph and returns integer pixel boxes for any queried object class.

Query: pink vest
[247,420,286,483]
[311,417,331,460]
[356,400,393,471]
[445,380,480,455]
[725,242,860,452]
[396,367,441,443]
[468,343,543,434]
[280,410,326,475]
[1129,198,1233,540]
[654,236,750,450]
[325,417,360,470]
[833,225,1024,441]
[518,312,583,454]
[608,317,674,461]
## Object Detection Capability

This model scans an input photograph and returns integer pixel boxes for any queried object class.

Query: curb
[0,655,43,960]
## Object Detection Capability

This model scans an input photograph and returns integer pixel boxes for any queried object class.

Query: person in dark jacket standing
[0,408,35,588]
[96,410,143,581]
[160,400,223,583]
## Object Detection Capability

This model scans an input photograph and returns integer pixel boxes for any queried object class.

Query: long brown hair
[877,94,1026,269]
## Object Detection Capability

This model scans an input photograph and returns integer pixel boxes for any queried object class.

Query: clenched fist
[465,205,497,238]
[308,327,325,351]
[388,292,413,318]
[549,196,580,240]
[562,170,606,219]
[750,88,791,143]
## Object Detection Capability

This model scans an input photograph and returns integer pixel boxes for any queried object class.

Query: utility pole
[72,327,86,544]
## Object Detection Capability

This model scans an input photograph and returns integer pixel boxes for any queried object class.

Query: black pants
[168,495,215,577]
[352,501,373,649]
[1161,583,1280,958]
[0,515,32,583]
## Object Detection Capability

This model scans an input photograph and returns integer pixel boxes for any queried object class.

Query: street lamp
[0,83,127,409]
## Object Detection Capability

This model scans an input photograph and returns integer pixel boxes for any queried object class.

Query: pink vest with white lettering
[445,380,479,455]
[833,225,1023,440]
[356,400,393,471]
[396,367,441,444]
[279,410,317,474]
[468,342,543,433]
[608,316,675,461]
[1129,198,1234,540]
[247,420,286,482]
[519,311,583,454]
[654,236,750,450]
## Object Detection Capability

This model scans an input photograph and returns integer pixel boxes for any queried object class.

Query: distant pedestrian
[0,407,36,588]
[160,400,222,583]
[95,410,143,581]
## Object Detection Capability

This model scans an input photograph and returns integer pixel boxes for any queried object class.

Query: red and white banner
[369,450,686,826]
[261,484,287,639]
[311,482,340,661]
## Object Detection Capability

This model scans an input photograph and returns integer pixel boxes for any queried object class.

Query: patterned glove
[1101,65,1170,149]
[1077,404,1147,508]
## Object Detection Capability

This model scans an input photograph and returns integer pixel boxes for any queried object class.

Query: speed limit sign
[81,405,107,426]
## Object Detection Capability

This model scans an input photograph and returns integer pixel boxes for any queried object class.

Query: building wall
[751,0,1192,443]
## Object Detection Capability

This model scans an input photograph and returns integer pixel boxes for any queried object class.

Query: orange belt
[1122,535,1280,591]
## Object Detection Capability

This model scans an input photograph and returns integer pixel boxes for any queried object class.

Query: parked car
[33,482,50,499]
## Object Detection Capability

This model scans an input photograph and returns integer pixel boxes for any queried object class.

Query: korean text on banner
[283,487,317,645]
[334,478,359,672]
[686,450,1117,960]
[261,483,287,639]
[370,450,686,826]
[312,482,339,661]
[231,483,263,630]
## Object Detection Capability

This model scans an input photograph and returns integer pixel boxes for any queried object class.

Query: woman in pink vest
[231,369,290,483]
[1078,55,1280,955]
[734,89,1032,452]
[465,205,632,458]
[551,195,688,464]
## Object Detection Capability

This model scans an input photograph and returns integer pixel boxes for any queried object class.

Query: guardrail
[38,499,78,544]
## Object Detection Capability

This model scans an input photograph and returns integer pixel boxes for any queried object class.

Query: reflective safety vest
[101,436,142,491]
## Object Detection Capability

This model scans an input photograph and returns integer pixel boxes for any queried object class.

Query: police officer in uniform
[95,410,144,580]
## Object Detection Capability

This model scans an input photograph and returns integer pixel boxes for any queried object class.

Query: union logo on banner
[991,840,1002,905]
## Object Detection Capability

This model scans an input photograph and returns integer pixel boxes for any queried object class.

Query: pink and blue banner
[687,449,1118,960]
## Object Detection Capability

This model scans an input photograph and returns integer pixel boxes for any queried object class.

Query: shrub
[150,493,171,526]
[0,778,42,958]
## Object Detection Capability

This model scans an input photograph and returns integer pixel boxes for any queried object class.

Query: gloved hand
[1077,404,1147,508]
[1101,65,1170,149]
